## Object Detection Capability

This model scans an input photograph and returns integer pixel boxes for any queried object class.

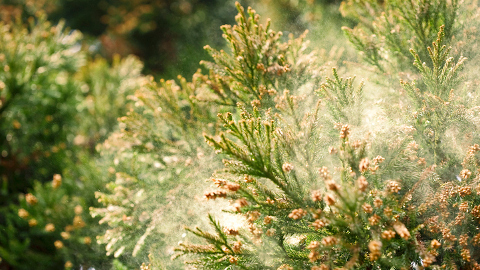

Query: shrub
[92,1,336,268]
[97,0,480,269]
[0,14,144,269]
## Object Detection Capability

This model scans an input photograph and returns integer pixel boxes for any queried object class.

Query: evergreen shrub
[0,14,144,269]
[97,0,480,269]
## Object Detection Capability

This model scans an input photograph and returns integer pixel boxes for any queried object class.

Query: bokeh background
[0,0,351,76]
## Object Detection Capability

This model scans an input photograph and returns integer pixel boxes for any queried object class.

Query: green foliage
[0,15,84,200]
[317,68,364,124]
[0,0,239,76]
[92,2,329,269]
[341,0,461,73]
[0,13,144,269]
[408,25,466,99]
[400,26,470,174]
[168,1,480,269]
[4,0,480,269]
[201,3,318,107]
[75,55,144,143]
[91,71,222,268]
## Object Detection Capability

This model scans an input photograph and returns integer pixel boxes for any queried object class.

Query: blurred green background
[0,0,351,77]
